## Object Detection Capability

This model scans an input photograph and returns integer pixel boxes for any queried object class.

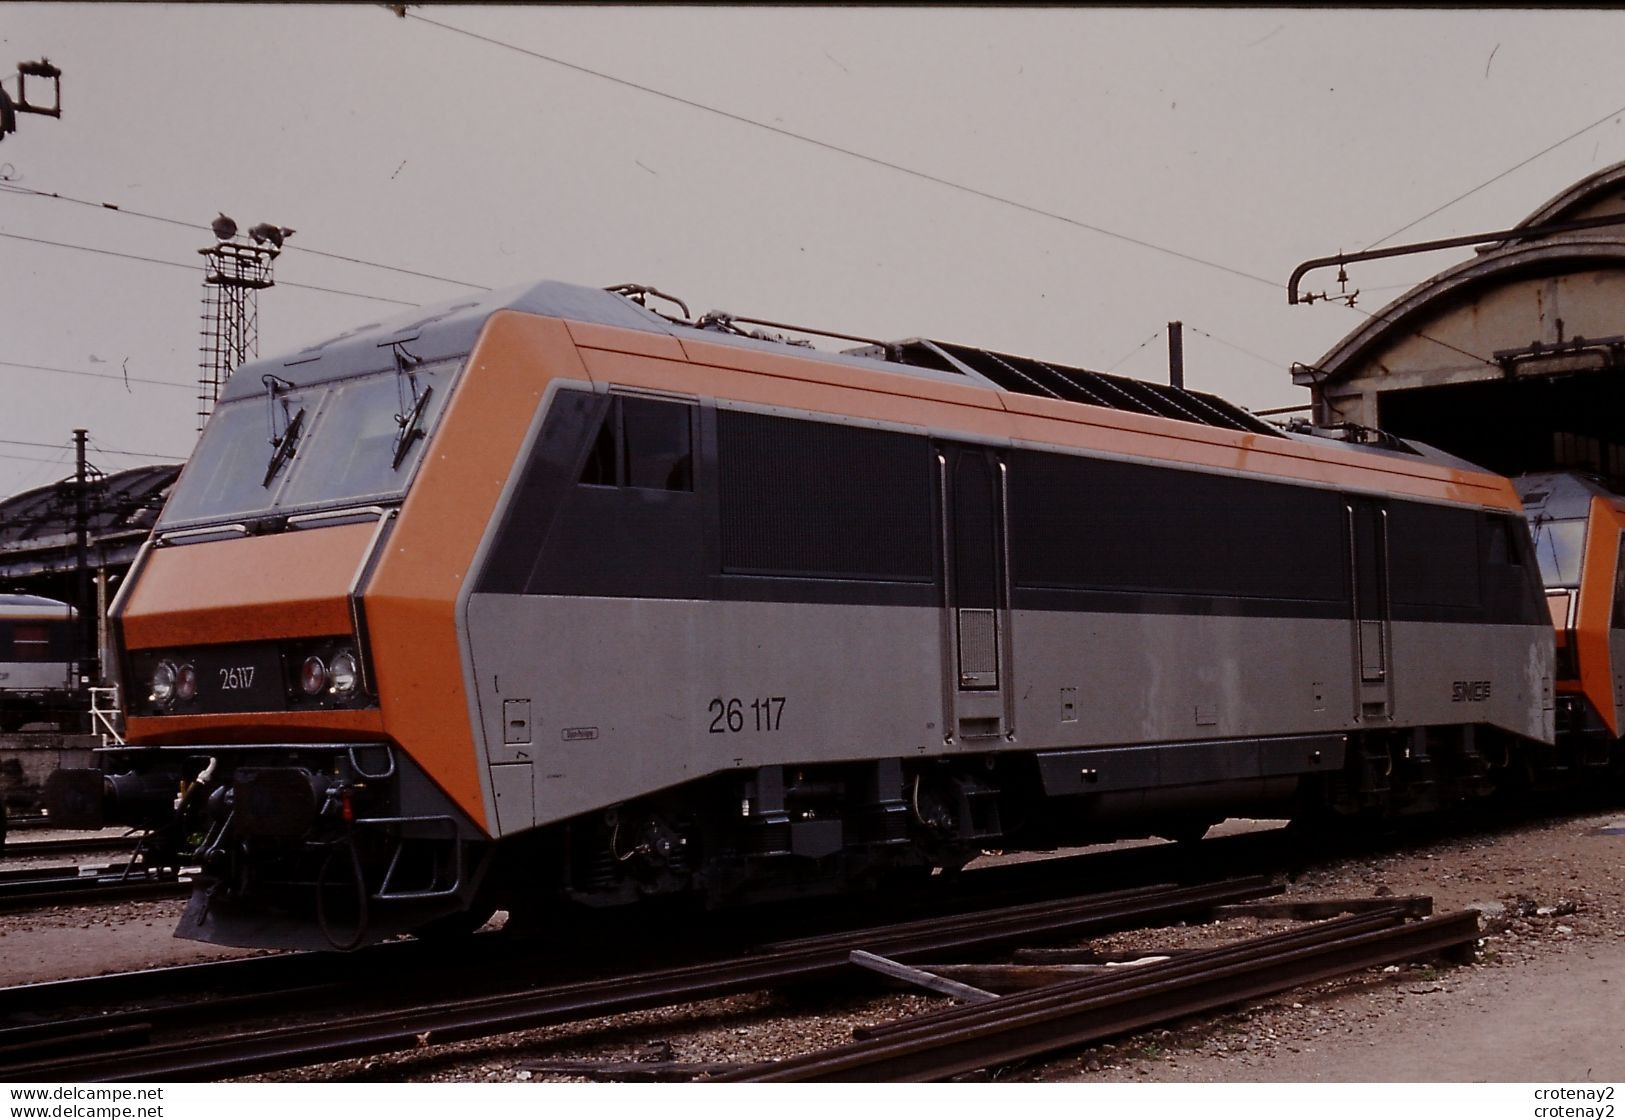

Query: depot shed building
[1298,162,1625,486]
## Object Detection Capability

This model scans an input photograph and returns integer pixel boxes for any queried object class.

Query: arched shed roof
[1303,161,1625,386]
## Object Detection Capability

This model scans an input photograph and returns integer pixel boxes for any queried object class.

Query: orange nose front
[121,522,377,649]
[117,522,387,746]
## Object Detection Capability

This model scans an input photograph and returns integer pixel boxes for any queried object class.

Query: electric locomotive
[1515,472,1625,764]
[47,281,1555,949]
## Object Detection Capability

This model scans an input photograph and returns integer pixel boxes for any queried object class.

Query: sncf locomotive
[48,281,1558,949]
[1517,472,1625,757]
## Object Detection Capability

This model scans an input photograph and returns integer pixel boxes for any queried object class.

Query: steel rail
[0,851,1262,1026]
[3,950,332,1021]
[0,863,80,882]
[0,870,1232,1023]
[755,880,1187,952]
[850,906,1408,1042]
[0,877,1277,1082]
[1,835,138,859]
[717,909,1480,1081]
[0,870,189,913]
[0,933,517,1025]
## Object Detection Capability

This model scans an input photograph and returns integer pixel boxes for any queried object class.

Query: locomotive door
[938,444,1011,742]
[1347,497,1392,720]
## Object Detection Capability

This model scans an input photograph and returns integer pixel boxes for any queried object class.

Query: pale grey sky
[3,5,1623,499]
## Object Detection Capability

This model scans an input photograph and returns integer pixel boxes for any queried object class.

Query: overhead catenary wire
[0,436,183,461]
[0,230,422,307]
[0,449,72,466]
[0,358,192,391]
[1333,299,1498,370]
[1105,328,1165,372]
[1184,325,1289,374]
[411,11,1498,385]
[1363,99,1625,251]
[403,11,1280,292]
[89,442,186,461]
[0,181,492,292]
[0,436,86,452]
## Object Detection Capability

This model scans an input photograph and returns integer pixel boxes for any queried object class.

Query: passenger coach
[0,594,79,733]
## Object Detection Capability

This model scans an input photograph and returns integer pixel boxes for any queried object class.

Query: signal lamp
[329,650,359,695]
[300,656,329,696]
[150,661,177,705]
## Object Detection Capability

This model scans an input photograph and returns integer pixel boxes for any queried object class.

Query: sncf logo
[1452,680,1492,703]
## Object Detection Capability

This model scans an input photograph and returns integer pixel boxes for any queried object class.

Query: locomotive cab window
[276,364,454,511]
[158,392,319,526]
[578,395,694,492]
[157,358,465,530]
[1531,516,1587,588]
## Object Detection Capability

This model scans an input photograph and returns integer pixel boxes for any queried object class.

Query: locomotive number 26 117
[708,696,786,734]
[219,667,256,690]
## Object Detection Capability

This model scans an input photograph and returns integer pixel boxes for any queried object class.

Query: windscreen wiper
[260,374,304,487]
[391,383,433,470]
[263,406,305,487]
[389,341,432,471]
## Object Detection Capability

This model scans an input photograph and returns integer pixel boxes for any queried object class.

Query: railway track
[0,877,1278,1082]
[1,834,141,860]
[0,803,1567,1081]
[0,862,190,913]
[1,813,70,833]
[0,826,1298,1022]
[714,907,1481,1081]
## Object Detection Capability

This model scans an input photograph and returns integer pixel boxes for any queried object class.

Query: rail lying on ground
[0,877,1276,1082]
[713,907,1481,1081]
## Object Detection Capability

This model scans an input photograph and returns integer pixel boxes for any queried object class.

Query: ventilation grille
[874,339,1283,438]
[957,608,999,677]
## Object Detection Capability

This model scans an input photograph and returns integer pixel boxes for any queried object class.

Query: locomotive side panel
[1382,501,1552,742]
[1010,612,1356,745]
[1387,622,1553,743]
[458,338,1555,832]
[465,596,943,832]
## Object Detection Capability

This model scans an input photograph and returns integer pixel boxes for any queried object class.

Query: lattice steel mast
[197,217,291,430]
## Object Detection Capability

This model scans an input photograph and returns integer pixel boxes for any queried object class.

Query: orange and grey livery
[49,281,1564,949]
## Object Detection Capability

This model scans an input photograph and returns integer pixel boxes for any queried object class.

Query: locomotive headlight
[300,655,329,696]
[150,661,178,704]
[328,650,359,696]
[174,663,199,702]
